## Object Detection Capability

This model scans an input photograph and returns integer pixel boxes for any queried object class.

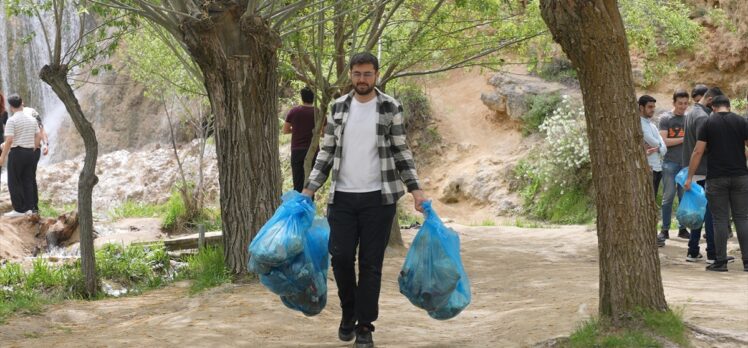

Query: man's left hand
[412,190,428,213]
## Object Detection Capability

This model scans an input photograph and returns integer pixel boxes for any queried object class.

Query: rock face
[48,66,194,163]
[38,140,221,211]
[37,139,292,213]
[480,73,569,121]
[438,157,523,216]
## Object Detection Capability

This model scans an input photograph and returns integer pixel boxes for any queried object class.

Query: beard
[355,83,375,95]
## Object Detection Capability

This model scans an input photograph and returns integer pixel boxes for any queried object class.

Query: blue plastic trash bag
[248,191,315,269]
[427,223,471,320]
[675,168,707,230]
[399,201,470,319]
[260,218,330,316]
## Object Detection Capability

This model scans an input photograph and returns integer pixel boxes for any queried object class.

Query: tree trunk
[181,12,282,274]
[39,64,98,297]
[388,209,404,248]
[539,0,667,322]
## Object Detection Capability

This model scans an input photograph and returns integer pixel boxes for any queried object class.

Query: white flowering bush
[537,95,590,186]
[513,95,594,224]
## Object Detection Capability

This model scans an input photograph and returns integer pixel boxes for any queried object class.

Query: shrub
[521,92,562,135]
[514,95,594,224]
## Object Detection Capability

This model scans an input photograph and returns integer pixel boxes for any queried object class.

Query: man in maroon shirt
[284,87,318,192]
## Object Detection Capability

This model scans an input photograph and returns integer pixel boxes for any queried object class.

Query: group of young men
[0,92,49,218]
[639,86,748,272]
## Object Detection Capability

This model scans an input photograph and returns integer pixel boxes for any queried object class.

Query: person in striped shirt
[0,94,41,217]
[302,52,427,348]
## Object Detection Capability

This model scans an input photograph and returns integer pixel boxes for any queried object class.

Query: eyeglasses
[351,72,375,79]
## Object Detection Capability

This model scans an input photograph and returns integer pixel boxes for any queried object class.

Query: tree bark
[180,10,282,274]
[539,0,667,322]
[39,64,98,297]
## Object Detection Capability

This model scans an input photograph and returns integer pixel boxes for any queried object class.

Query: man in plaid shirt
[302,52,427,348]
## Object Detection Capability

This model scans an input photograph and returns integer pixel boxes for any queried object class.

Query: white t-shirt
[5,111,39,149]
[336,98,382,192]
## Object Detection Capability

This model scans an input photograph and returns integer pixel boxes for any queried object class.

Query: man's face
[640,102,656,118]
[673,97,688,115]
[350,63,378,96]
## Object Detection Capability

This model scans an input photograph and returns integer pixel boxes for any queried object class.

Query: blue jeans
[661,161,684,231]
[688,179,715,258]
[705,176,748,264]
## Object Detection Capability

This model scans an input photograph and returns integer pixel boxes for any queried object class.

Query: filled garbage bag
[399,201,470,319]
[248,191,315,269]
[675,168,707,230]
[257,217,330,316]
[427,222,471,320]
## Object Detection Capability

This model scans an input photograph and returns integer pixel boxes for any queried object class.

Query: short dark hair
[704,87,724,100]
[672,89,689,102]
[7,94,22,108]
[691,84,708,98]
[300,86,314,104]
[710,95,730,109]
[349,52,379,71]
[638,95,656,107]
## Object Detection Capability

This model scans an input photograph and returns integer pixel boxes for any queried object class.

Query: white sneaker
[4,210,26,217]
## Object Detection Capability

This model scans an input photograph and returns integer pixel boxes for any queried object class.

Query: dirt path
[408,69,531,224]
[2,225,746,347]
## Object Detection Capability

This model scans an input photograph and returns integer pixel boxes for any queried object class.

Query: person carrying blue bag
[399,201,470,320]
[301,52,428,348]
[684,95,748,272]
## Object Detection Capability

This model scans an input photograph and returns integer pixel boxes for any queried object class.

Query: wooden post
[198,224,205,250]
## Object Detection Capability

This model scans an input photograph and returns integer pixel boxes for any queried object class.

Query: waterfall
[0,4,81,165]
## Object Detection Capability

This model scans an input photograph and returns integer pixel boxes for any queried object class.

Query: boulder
[481,73,570,121]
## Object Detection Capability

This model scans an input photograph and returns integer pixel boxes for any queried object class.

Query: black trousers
[327,191,396,327]
[32,148,40,211]
[7,147,36,213]
[652,170,662,197]
[291,148,317,193]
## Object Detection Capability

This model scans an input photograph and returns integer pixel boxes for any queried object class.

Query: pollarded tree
[97,0,371,275]
[538,0,668,323]
[284,0,545,246]
[7,0,136,296]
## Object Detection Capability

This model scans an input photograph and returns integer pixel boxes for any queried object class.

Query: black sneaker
[706,262,728,272]
[678,228,690,239]
[686,253,703,262]
[338,317,356,342]
[355,324,374,348]
[743,260,748,272]
[706,256,735,264]
[658,230,669,240]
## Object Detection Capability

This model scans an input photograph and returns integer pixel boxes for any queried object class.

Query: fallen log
[162,231,222,251]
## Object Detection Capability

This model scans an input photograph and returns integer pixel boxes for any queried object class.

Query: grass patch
[0,242,235,324]
[509,217,546,229]
[109,200,165,220]
[182,245,231,294]
[0,288,46,324]
[37,200,77,218]
[96,243,170,290]
[566,309,687,348]
[520,180,595,225]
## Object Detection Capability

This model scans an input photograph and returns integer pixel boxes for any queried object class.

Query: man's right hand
[301,188,315,198]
